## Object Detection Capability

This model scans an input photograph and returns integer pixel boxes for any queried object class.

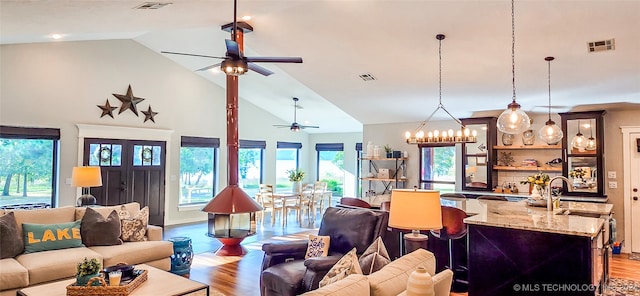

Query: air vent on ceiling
[134,2,172,9]
[587,39,615,53]
[358,73,376,81]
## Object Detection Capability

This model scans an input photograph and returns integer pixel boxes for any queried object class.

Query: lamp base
[76,194,97,207]
[404,231,429,255]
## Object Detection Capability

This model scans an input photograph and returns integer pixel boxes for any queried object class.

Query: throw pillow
[121,206,149,242]
[81,208,123,246]
[22,220,83,253]
[0,212,24,258]
[305,234,330,259]
[117,205,131,220]
[318,248,363,288]
[358,236,391,275]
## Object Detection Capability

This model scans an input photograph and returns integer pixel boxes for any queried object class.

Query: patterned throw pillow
[121,206,149,242]
[305,234,330,259]
[358,236,391,275]
[117,205,131,220]
[81,208,123,246]
[0,212,24,258]
[319,248,363,288]
[23,220,84,253]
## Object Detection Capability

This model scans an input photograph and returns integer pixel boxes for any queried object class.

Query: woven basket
[66,269,147,296]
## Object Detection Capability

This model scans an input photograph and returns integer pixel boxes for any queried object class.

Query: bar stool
[430,206,468,291]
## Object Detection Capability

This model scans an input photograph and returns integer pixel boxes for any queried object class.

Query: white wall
[0,39,316,225]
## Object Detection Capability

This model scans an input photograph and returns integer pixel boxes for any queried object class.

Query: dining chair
[283,191,311,225]
[258,184,283,225]
[309,181,328,219]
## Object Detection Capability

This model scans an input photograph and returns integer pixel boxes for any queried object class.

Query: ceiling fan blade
[161,51,226,59]
[195,63,222,72]
[225,39,243,58]
[273,125,291,128]
[300,125,320,129]
[245,57,303,63]
[248,63,274,76]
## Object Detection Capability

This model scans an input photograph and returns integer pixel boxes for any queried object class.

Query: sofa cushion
[262,260,307,296]
[358,236,390,275]
[16,247,103,285]
[301,274,370,296]
[367,248,435,296]
[305,234,330,259]
[0,212,24,258]
[81,208,123,246]
[0,258,28,290]
[319,248,362,288]
[22,221,84,253]
[12,206,76,239]
[121,206,148,242]
[89,240,173,267]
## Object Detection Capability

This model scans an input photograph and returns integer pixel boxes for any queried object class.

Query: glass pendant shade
[571,132,587,149]
[539,120,563,145]
[497,103,531,134]
[586,137,596,150]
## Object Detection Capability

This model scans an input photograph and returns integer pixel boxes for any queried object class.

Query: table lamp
[72,166,102,206]
[389,189,442,254]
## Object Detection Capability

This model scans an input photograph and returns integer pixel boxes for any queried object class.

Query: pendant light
[538,57,563,145]
[497,0,531,134]
[571,120,587,150]
[586,119,596,150]
[405,34,476,144]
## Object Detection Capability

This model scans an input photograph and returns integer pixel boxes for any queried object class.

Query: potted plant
[76,257,102,286]
[287,169,305,193]
[384,144,393,158]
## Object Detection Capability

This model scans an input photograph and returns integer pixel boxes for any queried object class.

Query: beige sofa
[302,249,453,296]
[0,202,173,295]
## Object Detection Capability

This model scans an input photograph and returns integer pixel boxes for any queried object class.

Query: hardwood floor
[165,211,640,296]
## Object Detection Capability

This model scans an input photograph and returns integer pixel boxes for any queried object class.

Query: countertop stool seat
[430,206,468,292]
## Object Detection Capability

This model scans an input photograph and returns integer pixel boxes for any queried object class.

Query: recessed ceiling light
[241,15,252,21]
[51,34,63,40]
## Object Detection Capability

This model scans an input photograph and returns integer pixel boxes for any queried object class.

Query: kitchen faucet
[547,176,574,211]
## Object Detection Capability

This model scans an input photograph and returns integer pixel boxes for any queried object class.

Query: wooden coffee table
[17,264,210,296]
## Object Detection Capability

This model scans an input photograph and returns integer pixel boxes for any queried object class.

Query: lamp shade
[71,166,102,187]
[389,189,442,230]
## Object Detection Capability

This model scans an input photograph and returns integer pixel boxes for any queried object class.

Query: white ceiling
[2,0,639,133]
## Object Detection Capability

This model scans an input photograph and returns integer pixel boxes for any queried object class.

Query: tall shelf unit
[360,157,407,194]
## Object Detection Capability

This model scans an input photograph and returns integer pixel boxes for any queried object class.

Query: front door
[631,133,640,253]
[83,138,166,226]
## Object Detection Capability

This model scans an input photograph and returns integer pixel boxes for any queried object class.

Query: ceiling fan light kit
[405,34,477,145]
[496,0,531,135]
[538,56,564,145]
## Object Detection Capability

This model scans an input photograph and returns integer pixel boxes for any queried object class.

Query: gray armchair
[260,207,389,296]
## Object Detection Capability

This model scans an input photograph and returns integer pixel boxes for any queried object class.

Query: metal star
[113,85,145,116]
[141,105,158,123]
[97,100,118,118]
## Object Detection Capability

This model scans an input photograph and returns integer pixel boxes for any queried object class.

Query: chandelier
[405,34,477,144]
[496,0,531,134]
[538,56,563,145]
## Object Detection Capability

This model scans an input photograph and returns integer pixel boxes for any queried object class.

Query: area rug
[629,253,640,261]
[607,278,640,296]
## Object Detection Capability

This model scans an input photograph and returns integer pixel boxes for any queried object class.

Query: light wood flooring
[165,211,640,296]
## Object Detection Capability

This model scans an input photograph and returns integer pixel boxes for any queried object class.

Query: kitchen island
[442,197,612,296]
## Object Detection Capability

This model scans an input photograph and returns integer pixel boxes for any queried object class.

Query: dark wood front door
[83,138,166,226]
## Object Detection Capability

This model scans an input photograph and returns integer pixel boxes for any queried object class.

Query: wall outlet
[608,181,618,189]
[607,171,617,179]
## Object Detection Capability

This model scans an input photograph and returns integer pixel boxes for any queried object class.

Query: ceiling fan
[274,98,319,132]
[160,0,302,76]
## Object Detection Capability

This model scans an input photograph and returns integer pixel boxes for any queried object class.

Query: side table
[168,237,194,276]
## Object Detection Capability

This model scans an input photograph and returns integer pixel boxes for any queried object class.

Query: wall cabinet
[360,157,407,194]
[461,117,497,191]
[560,110,606,198]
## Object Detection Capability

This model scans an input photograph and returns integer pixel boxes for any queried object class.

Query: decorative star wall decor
[113,85,145,116]
[141,105,159,123]
[97,100,118,118]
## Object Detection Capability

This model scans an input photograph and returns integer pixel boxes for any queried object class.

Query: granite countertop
[441,197,610,238]
[458,190,609,203]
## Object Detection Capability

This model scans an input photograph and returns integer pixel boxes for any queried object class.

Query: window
[239,140,265,197]
[316,143,344,197]
[419,144,456,192]
[276,142,301,190]
[0,126,60,208]
[356,142,362,197]
[179,136,219,205]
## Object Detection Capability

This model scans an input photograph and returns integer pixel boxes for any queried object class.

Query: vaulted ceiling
[2,0,639,133]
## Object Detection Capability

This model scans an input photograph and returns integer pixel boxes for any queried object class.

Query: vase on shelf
[501,133,514,146]
[522,129,535,146]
